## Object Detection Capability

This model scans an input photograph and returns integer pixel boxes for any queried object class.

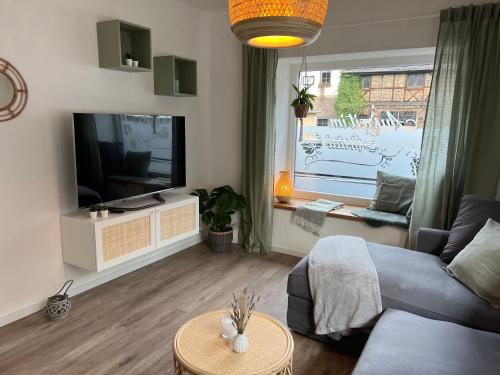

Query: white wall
[0,0,242,325]
[273,210,408,257]
[209,13,243,190]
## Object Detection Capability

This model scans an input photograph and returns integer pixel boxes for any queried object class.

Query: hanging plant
[290,84,316,118]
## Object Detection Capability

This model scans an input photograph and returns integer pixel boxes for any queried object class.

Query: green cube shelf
[97,19,152,72]
[154,56,197,96]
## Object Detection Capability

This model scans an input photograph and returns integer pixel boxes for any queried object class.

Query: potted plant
[290,84,316,118]
[191,185,246,253]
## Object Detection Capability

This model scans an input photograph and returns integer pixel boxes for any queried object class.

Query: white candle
[220,316,237,340]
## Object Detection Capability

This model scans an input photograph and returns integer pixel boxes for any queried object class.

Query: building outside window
[406,73,425,88]
[317,118,329,127]
[320,71,331,84]
[294,65,433,198]
[361,76,371,89]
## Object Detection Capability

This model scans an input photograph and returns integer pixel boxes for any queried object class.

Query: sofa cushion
[369,171,415,214]
[352,309,500,375]
[447,218,500,308]
[287,242,500,333]
[441,195,500,263]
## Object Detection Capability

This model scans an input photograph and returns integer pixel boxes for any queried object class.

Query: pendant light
[229,0,329,49]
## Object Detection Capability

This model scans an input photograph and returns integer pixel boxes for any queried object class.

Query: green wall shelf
[154,56,197,97]
[97,19,152,72]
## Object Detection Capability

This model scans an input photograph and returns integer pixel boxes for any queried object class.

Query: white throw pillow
[447,218,500,309]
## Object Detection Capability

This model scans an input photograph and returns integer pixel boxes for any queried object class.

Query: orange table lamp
[275,171,294,203]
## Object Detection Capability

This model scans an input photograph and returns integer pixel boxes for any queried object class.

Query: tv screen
[73,113,186,208]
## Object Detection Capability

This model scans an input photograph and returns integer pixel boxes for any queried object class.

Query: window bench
[272,199,408,257]
[274,199,366,222]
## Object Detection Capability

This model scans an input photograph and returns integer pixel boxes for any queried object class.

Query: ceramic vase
[124,58,133,67]
[232,333,249,353]
[220,316,237,340]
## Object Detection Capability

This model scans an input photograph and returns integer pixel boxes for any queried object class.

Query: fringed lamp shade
[229,0,329,49]
[275,171,294,203]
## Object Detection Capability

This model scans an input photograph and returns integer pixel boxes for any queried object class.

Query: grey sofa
[287,228,500,371]
[352,309,500,375]
[287,228,500,339]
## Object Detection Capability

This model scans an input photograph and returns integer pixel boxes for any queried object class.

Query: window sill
[274,198,367,222]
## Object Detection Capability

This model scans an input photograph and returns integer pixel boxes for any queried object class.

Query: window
[320,71,331,84]
[406,73,425,88]
[398,111,417,124]
[317,118,329,127]
[293,66,432,198]
[361,76,371,89]
[381,111,418,126]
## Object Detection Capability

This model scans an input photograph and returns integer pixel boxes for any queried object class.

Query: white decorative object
[89,210,98,220]
[132,60,139,68]
[100,208,109,218]
[220,316,237,340]
[125,58,133,67]
[232,333,249,353]
[61,195,199,272]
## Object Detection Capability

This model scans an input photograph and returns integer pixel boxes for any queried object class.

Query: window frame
[406,73,425,88]
[274,48,435,205]
[361,75,371,89]
[316,118,329,127]
[320,71,331,84]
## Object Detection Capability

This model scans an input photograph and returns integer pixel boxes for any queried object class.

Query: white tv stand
[61,194,199,272]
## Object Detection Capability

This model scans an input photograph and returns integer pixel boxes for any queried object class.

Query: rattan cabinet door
[96,210,156,271]
[156,198,199,248]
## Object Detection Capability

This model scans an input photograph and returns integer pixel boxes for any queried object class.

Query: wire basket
[46,280,73,321]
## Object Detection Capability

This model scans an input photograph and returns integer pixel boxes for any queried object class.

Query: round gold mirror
[0,74,15,107]
[0,58,28,122]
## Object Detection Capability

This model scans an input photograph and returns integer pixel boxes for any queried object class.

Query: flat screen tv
[73,113,186,208]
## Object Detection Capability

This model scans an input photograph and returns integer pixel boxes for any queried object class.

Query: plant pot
[208,228,233,253]
[232,333,249,353]
[124,58,133,67]
[294,103,309,118]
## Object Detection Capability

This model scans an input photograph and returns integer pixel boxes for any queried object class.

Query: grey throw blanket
[308,236,382,337]
[352,208,409,228]
[291,199,343,235]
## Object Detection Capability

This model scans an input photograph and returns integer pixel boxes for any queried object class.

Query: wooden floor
[0,244,357,375]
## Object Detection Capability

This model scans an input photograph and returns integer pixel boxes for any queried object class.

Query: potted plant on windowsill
[191,185,246,253]
[291,84,316,118]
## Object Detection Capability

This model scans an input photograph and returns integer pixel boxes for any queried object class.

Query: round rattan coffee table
[173,310,294,375]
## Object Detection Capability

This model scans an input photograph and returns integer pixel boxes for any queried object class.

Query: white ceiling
[178,0,495,27]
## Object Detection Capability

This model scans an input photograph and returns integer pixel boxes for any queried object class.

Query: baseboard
[0,301,48,329]
[0,234,203,328]
[272,246,306,258]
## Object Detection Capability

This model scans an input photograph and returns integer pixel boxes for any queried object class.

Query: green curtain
[410,3,500,247]
[240,45,278,254]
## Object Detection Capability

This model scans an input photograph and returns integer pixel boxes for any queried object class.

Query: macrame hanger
[297,46,309,142]
[300,46,309,88]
